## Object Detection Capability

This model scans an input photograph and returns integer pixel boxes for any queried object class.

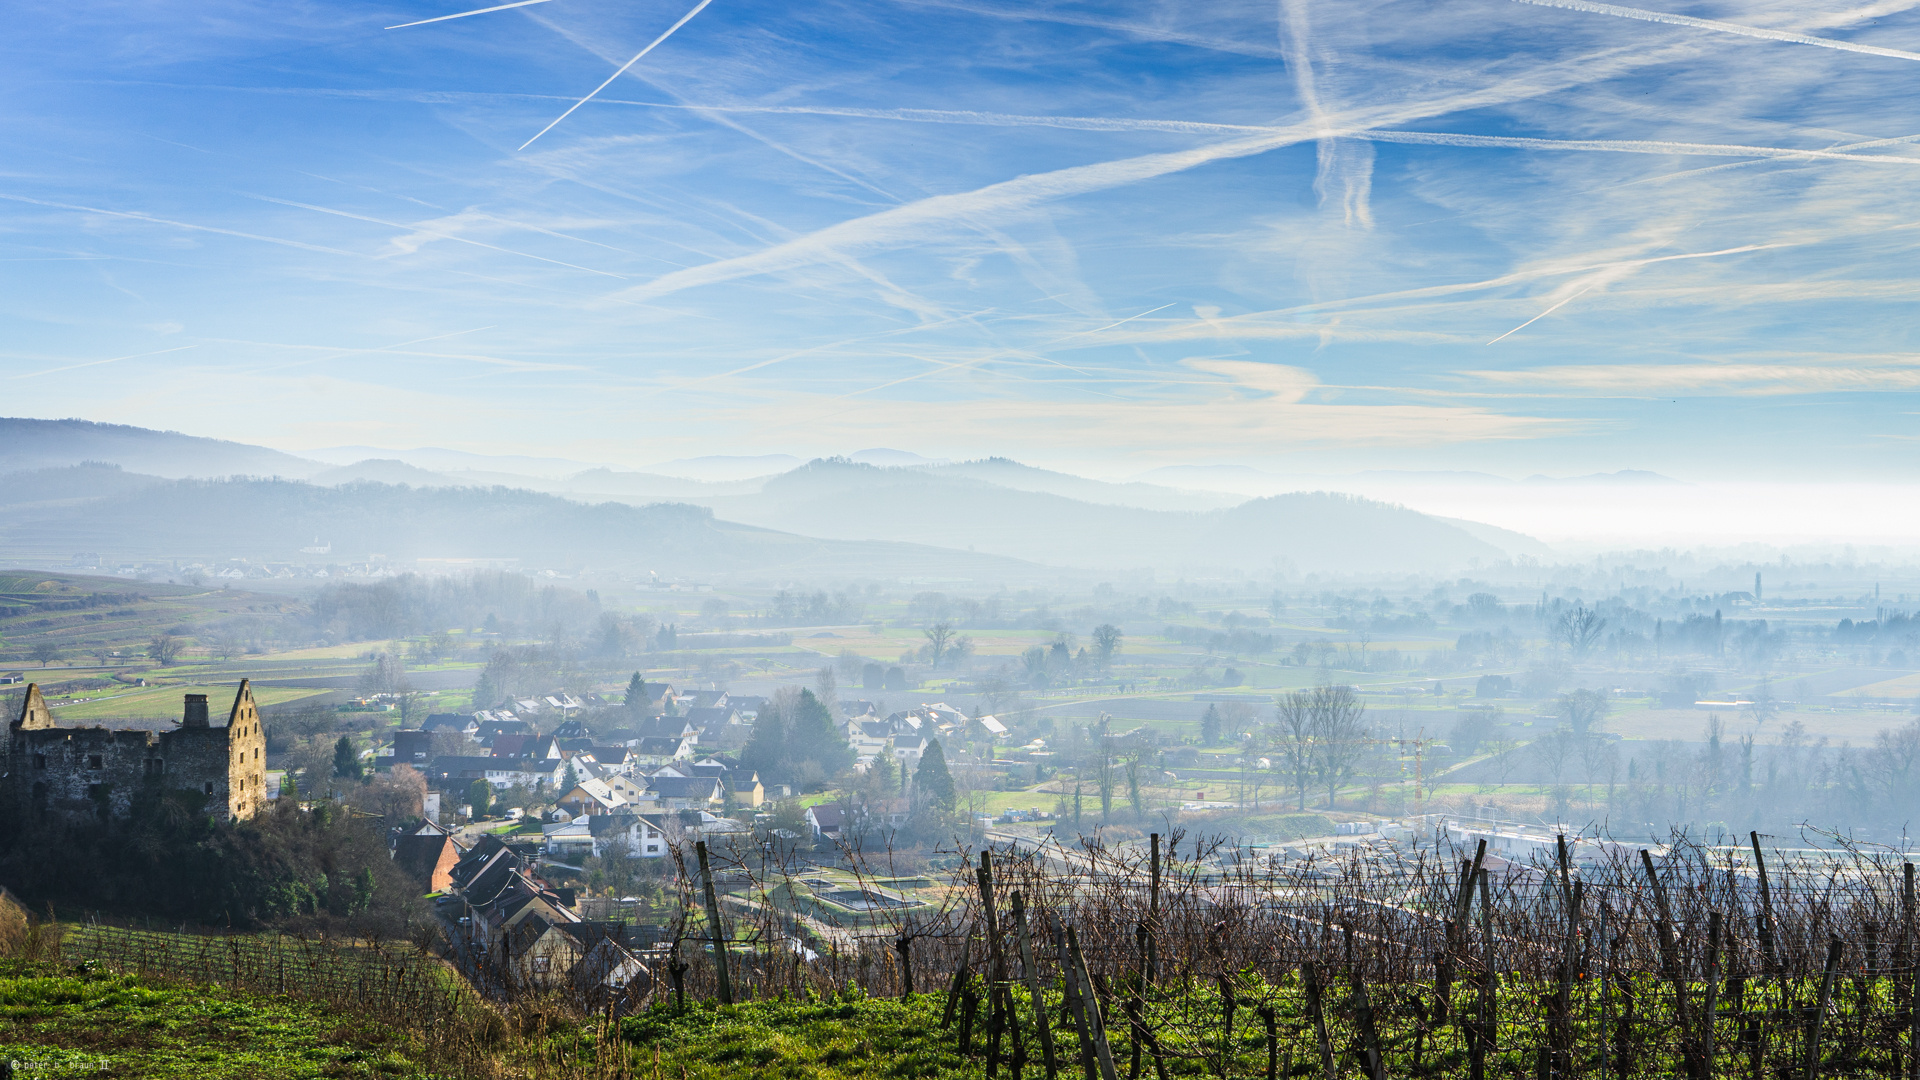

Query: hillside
[692,459,1510,574]
[0,467,1043,580]
[0,418,320,478]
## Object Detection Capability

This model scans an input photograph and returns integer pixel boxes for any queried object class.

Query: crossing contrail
[518,0,716,151]
[1512,0,1920,63]
[387,0,555,30]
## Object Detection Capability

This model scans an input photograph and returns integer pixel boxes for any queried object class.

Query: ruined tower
[5,680,269,822]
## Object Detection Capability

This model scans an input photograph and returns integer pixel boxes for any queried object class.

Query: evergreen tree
[332,736,362,781]
[741,706,788,786]
[914,738,957,811]
[471,669,498,711]
[624,671,647,714]
[784,689,853,777]
[1200,704,1222,747]
[468,779,492,818]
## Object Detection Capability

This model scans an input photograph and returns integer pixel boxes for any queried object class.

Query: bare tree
[1742,676,1780,727]
[1866,719,1920,804]
[1309,683,1367,810]
[923,622,955,668]
[147,634,183,666]
[1556,605,1607,659]
[1557,688,1610,736]
[1273,691,1315,810]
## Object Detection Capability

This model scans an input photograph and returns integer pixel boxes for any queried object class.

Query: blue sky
[5,0,1920,482]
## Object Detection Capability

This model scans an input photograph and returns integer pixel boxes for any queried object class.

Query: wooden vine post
[1011,891,1060,1080]
[694,840,734,1006]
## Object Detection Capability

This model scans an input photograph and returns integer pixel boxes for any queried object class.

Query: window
[530,956,550,973]
[144,759,164,776]
[86,755,103,770]
[204,782,215,795]
[31,754,45,771]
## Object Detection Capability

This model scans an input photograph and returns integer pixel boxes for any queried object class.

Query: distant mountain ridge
[0,418,320,479]
[0,419,1551,575]
[0,466,1041,580]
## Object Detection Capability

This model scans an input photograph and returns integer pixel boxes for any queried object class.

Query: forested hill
[0,418,320,478]
[0,467,1040,580]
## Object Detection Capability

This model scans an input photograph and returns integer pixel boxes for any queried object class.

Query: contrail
[387,0,555,30]
[518,0,716,151]
[10,345,200,380]
[1354,128,1920,165]
[0,193,361,256]
[1512,0,1920,62]
[248,195,628,278]
[1487,284,1599,344]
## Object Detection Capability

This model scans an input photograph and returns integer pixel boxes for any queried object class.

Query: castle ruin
[5,680,269,822]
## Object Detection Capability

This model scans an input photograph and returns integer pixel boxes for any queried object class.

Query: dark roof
[681,706,737,728]
[646,776,723,800]
[634,717,698,739]
[632,736,689,756]
[685,690,729,708]
[394,833,458,883]
[424,713,475,730]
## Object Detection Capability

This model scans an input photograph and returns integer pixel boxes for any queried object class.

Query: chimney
[182,694,210,727]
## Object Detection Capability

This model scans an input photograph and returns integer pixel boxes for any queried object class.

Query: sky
[5,0,1920,488]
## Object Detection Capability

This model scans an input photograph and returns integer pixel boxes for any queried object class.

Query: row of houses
[386,825,643,1000]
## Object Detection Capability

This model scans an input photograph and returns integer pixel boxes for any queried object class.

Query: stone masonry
[4,680,269,822]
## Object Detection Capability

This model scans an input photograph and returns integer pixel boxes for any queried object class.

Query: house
[682,706,741,736]
[805,800,906,841]
[552,719,588,740]
[588,745,632,775]
[891,735,930,769]
[556,779,627,817]
[684,689,729,710]
[475,718,532,745]
[390,729,434,766]
[542,812,671,859]
[805,804,846,839]
[393,831,462,892]
[847,722,889,762]
[428,756,554,790]
[729,772,765,808]
[633,716,700,742]
[728,695,767,719]
[841,700,879,720]
[606,772,653,807]
[422,713,479,736]
[632,682,676,715]
[572,936,650,1002]
[629,736,695,768]
[643,774,725,810]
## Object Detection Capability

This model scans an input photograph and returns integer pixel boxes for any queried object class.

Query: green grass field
[0,961,437,1079]
[49,683,329,720]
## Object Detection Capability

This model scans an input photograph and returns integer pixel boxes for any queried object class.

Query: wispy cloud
[1511,0,1920,63]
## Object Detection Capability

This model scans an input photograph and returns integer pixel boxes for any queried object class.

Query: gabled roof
[681,706,738,729]
[646,776,724,800]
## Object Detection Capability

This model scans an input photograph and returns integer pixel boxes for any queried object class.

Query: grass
[620,995,974,1080]
[51,683,328,719]
[0,959,437,1079]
